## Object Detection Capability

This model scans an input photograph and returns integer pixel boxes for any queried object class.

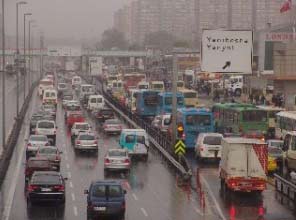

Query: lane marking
[65,155,68,161]
[73,206,78,216]
[140,208,148,217]
[71,193,76,201]
[69,181,74,188]
[66,163,70,169]
[200,176,226,220]
[1,90,37,220]
[194,206,204,216]
[132,193,138,201]
[68,172,72,178]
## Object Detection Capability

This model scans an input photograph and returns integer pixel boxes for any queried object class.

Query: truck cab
[226,75,243,96]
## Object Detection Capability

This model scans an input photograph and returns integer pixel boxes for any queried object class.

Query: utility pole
[2,0,6,149]
[171,52,178,152]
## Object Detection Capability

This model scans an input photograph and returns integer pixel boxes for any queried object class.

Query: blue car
[85,180,126,219]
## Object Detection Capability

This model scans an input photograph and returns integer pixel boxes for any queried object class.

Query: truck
[220,138,267,194]
[225,75,244,96]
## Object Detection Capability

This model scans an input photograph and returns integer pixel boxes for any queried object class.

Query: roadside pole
[172,52,177,156]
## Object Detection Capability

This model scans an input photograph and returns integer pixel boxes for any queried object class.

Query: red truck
[220,138,267,194]
[66,112,85,129]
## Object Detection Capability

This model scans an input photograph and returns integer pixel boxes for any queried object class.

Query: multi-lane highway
[1,80,295,220]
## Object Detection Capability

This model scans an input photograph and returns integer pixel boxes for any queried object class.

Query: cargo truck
[220,138,268,194]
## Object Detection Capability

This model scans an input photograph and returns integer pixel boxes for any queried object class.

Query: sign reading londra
[201,30,253,73]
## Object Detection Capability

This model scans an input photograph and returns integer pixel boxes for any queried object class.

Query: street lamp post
[28,20,35,91]
[2,0,5,149]
[23,12,32,100]
[16,1,27,117]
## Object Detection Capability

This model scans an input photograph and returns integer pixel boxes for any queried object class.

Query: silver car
[26,135,49,160]
[104,149,130,174]
[103,119,123,134]
[74,132,98,152]
[35,146,62,171]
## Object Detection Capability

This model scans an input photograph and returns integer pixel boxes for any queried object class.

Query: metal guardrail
[80,75,192,182]
[274,174,296,203]
[0,80,39,187]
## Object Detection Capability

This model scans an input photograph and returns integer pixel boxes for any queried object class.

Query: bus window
[164,97,183,105]
[186,115,211,126]
[144,94,158,106]
[242,111,267,122]
[126,135,136,143]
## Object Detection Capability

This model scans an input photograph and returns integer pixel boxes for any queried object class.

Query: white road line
[132,193,138,201]
[69,181,74,188]
[71,193,76,201]
[194,206,204,216]
[66,163,70,169]
[73,206,78,216]
[200,176,226,220]
[68,172,72,178]
[1,91,36,220]
[140,208,148,217]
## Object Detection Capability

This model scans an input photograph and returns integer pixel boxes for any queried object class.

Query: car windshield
[30,135,48,142]
[203,136,222,145]
[108,150,127,157]
[31,173,61,184]
[38,121,55,129]
[63,95,73,100]
[59,84,66,88]
[76,124,89,130]
[39,148,57,154]
[268,147,282,157]
[79,134,95,140]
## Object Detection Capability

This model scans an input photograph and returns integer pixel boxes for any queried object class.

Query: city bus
[150,81,165,92]
[212,103,268,137]
[275,111,296,139]
[156,92,184,114]
[257,105,285,139]
[172,108,214,149]
[179,89,199,108]
[177,80,185,90]
[136,90,159,118]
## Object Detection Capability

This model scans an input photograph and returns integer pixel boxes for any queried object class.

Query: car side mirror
[123,189,127,194]
[282,144,289,152]
[64,177,68,181]
[84,189,89,194]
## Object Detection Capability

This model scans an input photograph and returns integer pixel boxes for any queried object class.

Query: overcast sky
[6,0,127,41]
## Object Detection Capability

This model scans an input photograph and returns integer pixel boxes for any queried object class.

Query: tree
[100,29,128,50]
[144,31,177,51]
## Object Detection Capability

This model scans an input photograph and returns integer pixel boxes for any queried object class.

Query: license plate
[94,207,106,211]
[240,182,251,187]
[41,188,52,192]
[112,160,120,164]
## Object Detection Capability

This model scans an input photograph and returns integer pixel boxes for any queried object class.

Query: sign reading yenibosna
[201,30,253,73]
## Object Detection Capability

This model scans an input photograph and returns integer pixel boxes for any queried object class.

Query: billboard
[89,57,102,76]
[201,30,253,73]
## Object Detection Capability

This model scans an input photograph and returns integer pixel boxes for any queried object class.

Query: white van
[150,81,164,92]
[195,133,223,160]
[80,84,95,100]
[87,95,104,111]
[137,81,149,90]
[42,89,58,106]
[38,79,54,97]
[72,76,82,89]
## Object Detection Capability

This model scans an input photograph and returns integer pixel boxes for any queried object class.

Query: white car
[35,120,57,145]
[87,95,104,111]
[74,132,98,153]
[71,122,92,143]
[195,133,223,160]
[25,135,49,160]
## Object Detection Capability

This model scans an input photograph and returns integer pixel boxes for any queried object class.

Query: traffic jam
[16,61,296,220]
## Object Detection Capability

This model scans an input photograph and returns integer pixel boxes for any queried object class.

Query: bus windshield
[164,97,183,105]
[185,115,211,126]
[152,84,163,89]
[242,110,267,122]
[183,92,197,98]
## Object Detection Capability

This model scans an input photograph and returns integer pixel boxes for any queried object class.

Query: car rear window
[108,185,122,197]
[101,109,113,115]
[76,124,89,130]
[31,173,61,184]
[30,135,48,142]
[108,151,126,157]
[92,185,106,197]
[63,95,73,100]
[106,119,119,125]
[38,121,55,129]
[28,160,50,168]
[79,134,95,140]
[203,136,222,145]
[39,148,57,154]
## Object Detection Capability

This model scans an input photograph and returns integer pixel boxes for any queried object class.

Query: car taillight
[124,159,130,164]
[54,185,65,191]
[94,140,98,145]
[104,158,110,164]
[76,140,81,145]
[27,143,32,147]
[28,185,39,192]
[182,133,186,139]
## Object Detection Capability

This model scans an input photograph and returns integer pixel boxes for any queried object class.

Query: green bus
[212,103,268,136]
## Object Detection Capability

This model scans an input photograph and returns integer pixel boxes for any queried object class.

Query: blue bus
[176,108,215,148]
[157,92,184,115]
[136,90,159,118]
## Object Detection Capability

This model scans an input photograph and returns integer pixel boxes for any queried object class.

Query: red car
[25,157,55,182]
[66,112,85,129]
